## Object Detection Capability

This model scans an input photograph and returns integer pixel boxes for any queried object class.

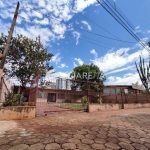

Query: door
[47,93,56,102]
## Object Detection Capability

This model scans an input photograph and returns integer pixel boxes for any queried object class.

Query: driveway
[0,108,150,150]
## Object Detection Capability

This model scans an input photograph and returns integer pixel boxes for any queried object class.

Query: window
[58,94,65,99]
[38,92,47,98]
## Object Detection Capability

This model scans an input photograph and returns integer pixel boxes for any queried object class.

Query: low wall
[0,106,35,120]
[124,103,150,109]
[88,104,119,113]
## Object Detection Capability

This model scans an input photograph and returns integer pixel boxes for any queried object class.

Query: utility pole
[0,2,20,80]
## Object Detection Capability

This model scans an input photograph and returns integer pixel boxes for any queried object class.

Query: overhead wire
[103,0,147,45]
[81,35,122,47]
[77,38,111,49]
[19,11,125,49]
[17,2,139,76]
[96,0,150,52]
[18,14,114,49]
[107,0,144,36]
[20,6,136,44]
[107,0,145,43]
[59,0,134,47]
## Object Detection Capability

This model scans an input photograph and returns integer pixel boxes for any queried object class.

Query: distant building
[56,78,71,90]
[46,82,56,89]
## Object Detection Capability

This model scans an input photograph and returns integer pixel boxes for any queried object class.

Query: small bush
[97,97,103,104]
[81,96,89,106]
[3,92,25,106]
[3,101,12,107]
[28,102,34,106]
[65,99,72,103]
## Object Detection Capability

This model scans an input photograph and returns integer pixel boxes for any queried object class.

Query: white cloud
[147,30,150,33]
[81,20,92,31]
[33,18,49,25]
[0,0,97,45]
[74,0,95,12]
[0,20,10,35]
[90,47,148,74]
[90,49,98,58]
[106,72,142,85]
[74,58,84,65]
[106,65,135,75]
[31,10,43,19]
[73,62,77,68]
[52,23,66,36]
[15,25,54,45]
[58,63,68,68]
[135,26,140,30]
[72,31,80,45]
[134,25,141,33]
[19,11,31,22]
[0,1,5,8]
[51,53,62,64]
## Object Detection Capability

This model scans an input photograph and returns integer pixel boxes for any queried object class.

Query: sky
[0,0,150,85]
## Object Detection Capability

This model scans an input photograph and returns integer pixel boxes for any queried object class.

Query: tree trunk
[19,89,25,105]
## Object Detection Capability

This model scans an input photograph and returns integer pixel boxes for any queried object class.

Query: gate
[28,74,39,106]
[36,79,103,116]
[36,90,88,116]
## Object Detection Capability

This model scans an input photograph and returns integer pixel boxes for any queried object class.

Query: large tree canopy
[70,64,106,91]
[0,33,54,90]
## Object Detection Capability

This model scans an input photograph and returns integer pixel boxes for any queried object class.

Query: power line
[79,38,111,49]
[59,0,134,47]
[72,25,135,43]
[96,0,150,53]
[18,15,115,49]
[98,0,149,52]
[49,14,136,43]
[106,0,145,42]
[106,0,136,31]
[81,35,122,47]
[21,6,136,44]
[102,0,147,45]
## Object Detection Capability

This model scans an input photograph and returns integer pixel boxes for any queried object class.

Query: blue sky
[0,0,150,85]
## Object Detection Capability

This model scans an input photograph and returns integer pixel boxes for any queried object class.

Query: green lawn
[60,103,87,109]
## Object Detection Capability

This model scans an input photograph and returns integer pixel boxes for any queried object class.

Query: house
[12,83,145,105]
[104,84,145,95]
[37,88,83,103]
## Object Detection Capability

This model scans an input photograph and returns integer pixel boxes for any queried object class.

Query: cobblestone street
[0,108,150,150]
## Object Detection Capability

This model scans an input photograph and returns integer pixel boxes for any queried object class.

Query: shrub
[65,99,72,103]
[3,101,12,107]
[81,96,89,106]
[3,92,24,106]
[28,102,33,106]
[97,97,103,104]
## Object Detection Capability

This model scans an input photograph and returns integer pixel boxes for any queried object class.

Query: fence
[101,92,150,108]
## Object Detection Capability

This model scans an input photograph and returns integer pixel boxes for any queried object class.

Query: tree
[70,64,106,91]
[135,56,150,92]
[0,33,54,103]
